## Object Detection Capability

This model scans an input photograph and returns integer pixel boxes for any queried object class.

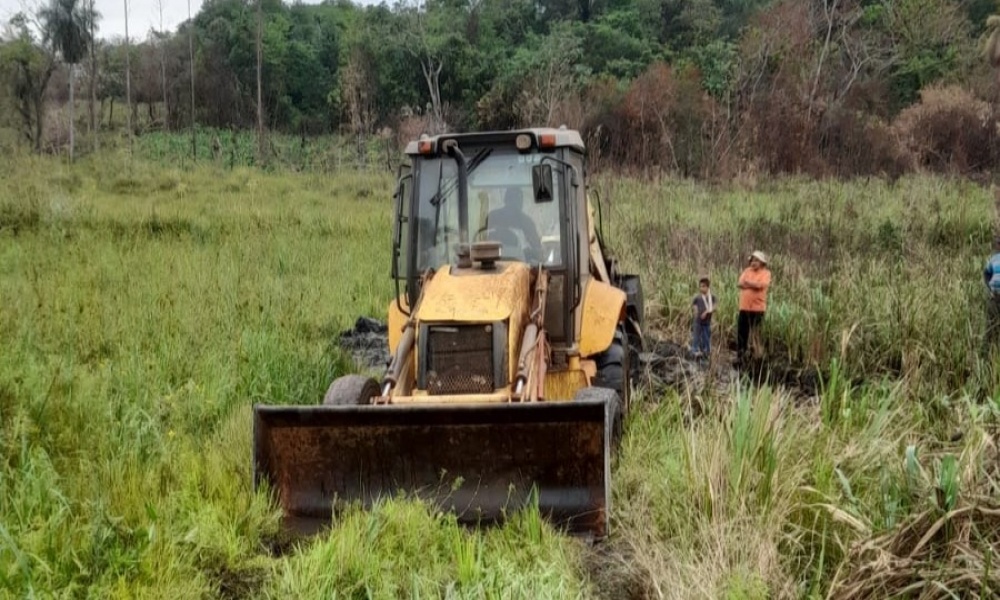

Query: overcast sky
[0,0,383,41]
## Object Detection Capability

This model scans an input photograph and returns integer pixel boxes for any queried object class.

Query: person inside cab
[486,187,542,261]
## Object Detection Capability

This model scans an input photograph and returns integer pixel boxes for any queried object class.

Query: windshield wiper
[429,147,493,207]
[432,159,444,233]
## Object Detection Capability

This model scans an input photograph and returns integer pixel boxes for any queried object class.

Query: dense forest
[3,0,1000,177]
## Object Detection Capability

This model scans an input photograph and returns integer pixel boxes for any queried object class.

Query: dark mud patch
[209,561,269,600]
[583,541,656,600]
[635,337,739,399]
[337,316,390,371]
[635,336,822,408]
[260,527,299,558]
[335,318,823,401]
[737,355,822,400]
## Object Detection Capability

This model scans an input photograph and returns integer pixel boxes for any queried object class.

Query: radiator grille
[426,324,495,395]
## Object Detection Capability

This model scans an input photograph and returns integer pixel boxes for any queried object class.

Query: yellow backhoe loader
[253,128,643,539]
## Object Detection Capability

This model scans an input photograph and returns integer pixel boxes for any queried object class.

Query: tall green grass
[0,154,586,598]
[2,151,999,598]
[134,128,393,173]
[269,501,586,599]
[601,175,995,395]
[610,383,995,598]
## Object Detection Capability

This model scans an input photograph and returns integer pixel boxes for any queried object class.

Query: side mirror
[532,163,554,203]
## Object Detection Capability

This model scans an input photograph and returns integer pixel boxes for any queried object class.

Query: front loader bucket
[253,399,612,539]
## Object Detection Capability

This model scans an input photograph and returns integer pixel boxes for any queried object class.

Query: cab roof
[404,127,585,155]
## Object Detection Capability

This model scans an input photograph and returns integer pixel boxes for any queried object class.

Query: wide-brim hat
[748,250,768,265]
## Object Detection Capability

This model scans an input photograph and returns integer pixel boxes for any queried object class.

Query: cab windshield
[414,148,562,271]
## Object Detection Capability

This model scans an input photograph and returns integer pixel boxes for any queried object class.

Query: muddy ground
[337,317,822,404]
[337,316,391,372]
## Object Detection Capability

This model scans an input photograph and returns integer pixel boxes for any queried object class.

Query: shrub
[745,87,822,177]
[582,64,719,177]
[892,85,999,175]
[818,109,909,179]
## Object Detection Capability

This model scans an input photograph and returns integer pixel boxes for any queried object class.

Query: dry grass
[829,501,1000,599]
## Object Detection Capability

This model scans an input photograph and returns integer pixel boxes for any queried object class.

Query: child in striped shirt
[691,277,717,359]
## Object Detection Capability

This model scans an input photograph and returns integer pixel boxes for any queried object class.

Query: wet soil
[337,318,822,401]
[337,316,390,372]
[584,541,658,600]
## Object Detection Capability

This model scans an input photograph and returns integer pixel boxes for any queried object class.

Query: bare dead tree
[123,0,132,152]
[157,0,167,128]
[808,0,840,118]
[402,2,450,133]
[518,25,582,127]
[188,0,195,158]
[89,0,97,150]
[255,0,265,164]
[342,44,377,167]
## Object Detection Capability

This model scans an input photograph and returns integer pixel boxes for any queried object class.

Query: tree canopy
[3,0,1000,177]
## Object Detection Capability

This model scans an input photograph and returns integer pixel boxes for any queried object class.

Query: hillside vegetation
[5,0,1000,178]
[2,152,999,598]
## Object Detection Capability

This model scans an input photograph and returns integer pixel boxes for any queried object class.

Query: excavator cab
[253,128,643,539]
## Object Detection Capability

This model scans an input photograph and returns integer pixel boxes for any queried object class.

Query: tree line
[3,0,1000,177]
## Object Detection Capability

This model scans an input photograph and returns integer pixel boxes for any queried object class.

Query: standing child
[691,277,717,359]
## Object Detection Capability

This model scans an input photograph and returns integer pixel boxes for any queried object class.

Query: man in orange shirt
[737,251,771,364]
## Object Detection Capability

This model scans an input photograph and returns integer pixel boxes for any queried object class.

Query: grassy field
[2,149,999,598]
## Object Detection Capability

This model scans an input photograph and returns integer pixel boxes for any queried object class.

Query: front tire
[323,375,380,406]
[592,328,630,412]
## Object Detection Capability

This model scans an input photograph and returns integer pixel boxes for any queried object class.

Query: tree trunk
[808,0,839,119]
[69,67,75,161]
[159,0,168,129]
[34,95,45,153]
[124,0,133,153]
[160,57,168,129]
[420,60,444,133]
[90,0,98,152]
[109,97,114,128]
[256,0,266,164]
[188,0,196,159]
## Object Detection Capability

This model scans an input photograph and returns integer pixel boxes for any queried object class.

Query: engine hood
[418,262,532,323]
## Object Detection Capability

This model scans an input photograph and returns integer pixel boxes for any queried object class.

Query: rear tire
[573,386,623,445]
[323,375,380,406]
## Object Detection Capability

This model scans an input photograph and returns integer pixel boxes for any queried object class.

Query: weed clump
[270,500,588,599]
[0,197,41,233]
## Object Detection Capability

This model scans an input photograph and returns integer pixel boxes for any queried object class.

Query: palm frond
[39,0,93,65]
